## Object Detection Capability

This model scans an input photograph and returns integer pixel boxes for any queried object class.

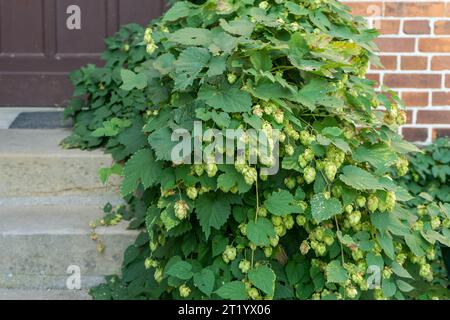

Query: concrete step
[0,128,135,293]
[0,129,120,197]
[0,289,91,300]
[0,202,138,290]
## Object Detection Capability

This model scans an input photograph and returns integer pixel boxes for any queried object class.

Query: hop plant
[174,200,189,220]
[65,0,450,302]
[303,166,317,184]
[179,284,191,298]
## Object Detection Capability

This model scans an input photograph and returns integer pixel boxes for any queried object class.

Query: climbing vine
[65,0,449,300]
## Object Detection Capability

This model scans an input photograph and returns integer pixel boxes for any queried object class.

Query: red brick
[419,38,450,52]
[371,55,397,70]
[417,110,450,124]
[384,74,441,88]
[400,56,428,70]
[341,2,383,17]
[376,20,401,35]
[432,92,450,106]
[375,38,416,52]
[401,92,429,107]
[402,128,429,142]
[435,21,450,35]
[366,73,381,85]
[406,110,413,124]
[403,20,431,34]
[431,56,450,71]
[446,74,450,88]
[433,128,450,140]
[385,2,446,17]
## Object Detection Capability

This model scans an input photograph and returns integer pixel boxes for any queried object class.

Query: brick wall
[342,0,450,143]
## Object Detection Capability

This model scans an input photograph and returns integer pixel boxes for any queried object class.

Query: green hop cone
[284,177,296,189]
[356,196,366,208]
[248,287,260,300]
[298,154,308,168]
[239,223,247,236]
[275,225,286,237]
[272,216,283,226]
[346,286,358,299]
[303,148,315,162]
[269,236,279,247]
[285,144,294,156]
[193,164,204,176]
[385,191,396,211]
[417,205,427,217]
[206,163,218,177]
[274,109,284,124]
[324,161,337,181]
[296,214,307,227]
[332,185,343,198]
[239,260,251,273]
[253,105,263,117]
[345,204,354,214]
[223,245,237,263]
[144,258,157,270]
[227,73,237,84]
[348,210,361,226]
[316,244,326,256]
[303,166,316,184]
[264,246,273,258]
[431,216,441,230]
[367,194,379,213]
[154,267,164,283]
[186,186,198,200]
[259,1,269,9]
[324,235,335,246]
[419,263,433,281]
[179,284,191,298]
[258,207,268,217]
[300,240,310,255]
[283,215,295,230]
[174,200,189,220]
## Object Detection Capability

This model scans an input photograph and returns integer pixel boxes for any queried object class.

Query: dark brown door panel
[0,0,165,106]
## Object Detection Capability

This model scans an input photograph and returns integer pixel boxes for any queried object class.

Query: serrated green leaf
[311,194,343,223]
[265,190,298,216]
[120,69,147,91]
[396,280,414,293]
[325,260,348,283]
[198,83,252,113]
[217,166,251,194]
[212,234,228,257]
[162,1,192,22]
[196,194,231,239]
[405,234,425,257]
[391,261,413,279]
[153,53,176,75]
[216,281,247,300]
[339,165,385,190]
[247,218,276,246]
[248,265,276,296]
[219,18,254,37]
[377,231,395,259]
[353,144,397,172]
[148,127,179,161]
[382,279,397,298]
[194,269,215,297]
[207,56,227,77]
[168,28,213,46]
[121,149,163,196]
[165,260,193,280]
[173,47,210,91]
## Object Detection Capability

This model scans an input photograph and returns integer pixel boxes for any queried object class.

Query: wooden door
[0,0,165,106]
